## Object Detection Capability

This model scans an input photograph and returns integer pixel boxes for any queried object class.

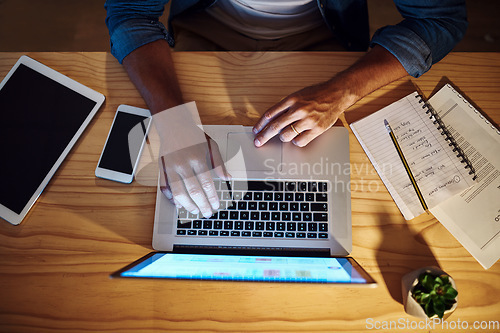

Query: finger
[172,197,182,209]
[212,154,231,181]
[207,137,232,180]
[254,107,304,147]
[191,159,220,213]
[292,127,327,147]
[181,174,213,219]
[279,121,308,143]
[167,170,201,216]
[252,97,293,135]
[159,157,178,206]
[160,178,174,202]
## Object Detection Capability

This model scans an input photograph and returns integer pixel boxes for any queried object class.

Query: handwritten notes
[350,92,474,220]
[352,84,499,268]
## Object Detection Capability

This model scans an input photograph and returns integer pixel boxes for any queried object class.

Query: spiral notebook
[350,83,500,269]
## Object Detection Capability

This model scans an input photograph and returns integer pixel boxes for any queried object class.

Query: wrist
[326,45,408,111]
[123,40,184,115]
[323,75,361,112]
[153,102,207,155]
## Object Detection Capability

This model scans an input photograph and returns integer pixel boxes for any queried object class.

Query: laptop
[112,125,375,285]
[153,125,351,255]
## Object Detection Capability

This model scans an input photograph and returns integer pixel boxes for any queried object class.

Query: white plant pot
[401,266,458,320]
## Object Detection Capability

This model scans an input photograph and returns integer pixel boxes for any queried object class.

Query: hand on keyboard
[176,180,330,240]
[154,102,231,218]
[252,79,349,147]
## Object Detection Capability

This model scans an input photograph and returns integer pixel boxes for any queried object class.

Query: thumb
[206,136,231,180]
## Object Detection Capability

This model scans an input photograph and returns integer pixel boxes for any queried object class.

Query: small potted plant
[402,266,458,320]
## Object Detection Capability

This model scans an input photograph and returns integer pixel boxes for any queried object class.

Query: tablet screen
[112,252,376,284]
[0,60,100,221]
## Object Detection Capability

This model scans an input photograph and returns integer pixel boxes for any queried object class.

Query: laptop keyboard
[176,180,329,240]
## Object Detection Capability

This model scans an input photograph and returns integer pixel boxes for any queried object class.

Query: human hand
[252,79,356,147]
[154,102,230,218]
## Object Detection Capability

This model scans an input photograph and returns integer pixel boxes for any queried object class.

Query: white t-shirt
[206,0,324,40]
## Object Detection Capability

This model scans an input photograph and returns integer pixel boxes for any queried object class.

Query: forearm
[122,40,222,217]
[122,39,183,114]
[327,45,408,111]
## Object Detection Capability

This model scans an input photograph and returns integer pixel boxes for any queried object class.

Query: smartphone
[95,105,152,183]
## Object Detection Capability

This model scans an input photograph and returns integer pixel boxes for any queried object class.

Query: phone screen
[98,112,151,175]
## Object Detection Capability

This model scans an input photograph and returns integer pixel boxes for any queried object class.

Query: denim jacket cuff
[110,18,174,64]
[370,25,432,78]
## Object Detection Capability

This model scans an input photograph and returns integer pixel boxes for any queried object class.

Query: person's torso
[168,0,371,51]
[205,0,324,40]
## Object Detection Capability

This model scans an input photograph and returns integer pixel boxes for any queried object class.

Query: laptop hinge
[173,245,330,257]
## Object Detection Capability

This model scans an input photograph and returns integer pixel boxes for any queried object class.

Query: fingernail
[192,209,200,215]
[161,188,172,199]
[253,127,258,134]
[211,200,220,210]
[254,138,261,147]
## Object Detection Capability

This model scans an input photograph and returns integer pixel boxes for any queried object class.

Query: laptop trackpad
[226,132,282,172]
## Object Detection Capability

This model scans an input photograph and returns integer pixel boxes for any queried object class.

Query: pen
[384,119,428,212]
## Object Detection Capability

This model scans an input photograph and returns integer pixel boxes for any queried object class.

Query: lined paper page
[350,92,473,220]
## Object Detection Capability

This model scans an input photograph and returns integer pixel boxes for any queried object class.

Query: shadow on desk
[375,209,440,304]
[91,176,156,249]
[344,80,417,125]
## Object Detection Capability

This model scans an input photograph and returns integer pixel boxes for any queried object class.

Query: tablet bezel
[0,55,105,225]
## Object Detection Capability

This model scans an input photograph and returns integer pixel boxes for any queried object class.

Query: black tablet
[0,56,105,225]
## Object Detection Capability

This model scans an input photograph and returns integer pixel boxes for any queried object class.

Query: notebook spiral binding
[416,94,478,181]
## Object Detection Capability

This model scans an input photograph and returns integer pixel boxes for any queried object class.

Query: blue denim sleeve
[105,0,173,64]
[370,0,468,78]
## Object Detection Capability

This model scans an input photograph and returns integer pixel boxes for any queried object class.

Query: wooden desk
[0,52,499,332]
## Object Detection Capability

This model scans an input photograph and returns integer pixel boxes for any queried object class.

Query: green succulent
[411,273,458,319]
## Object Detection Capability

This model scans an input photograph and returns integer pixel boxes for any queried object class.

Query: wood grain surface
[0,52,499,332]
